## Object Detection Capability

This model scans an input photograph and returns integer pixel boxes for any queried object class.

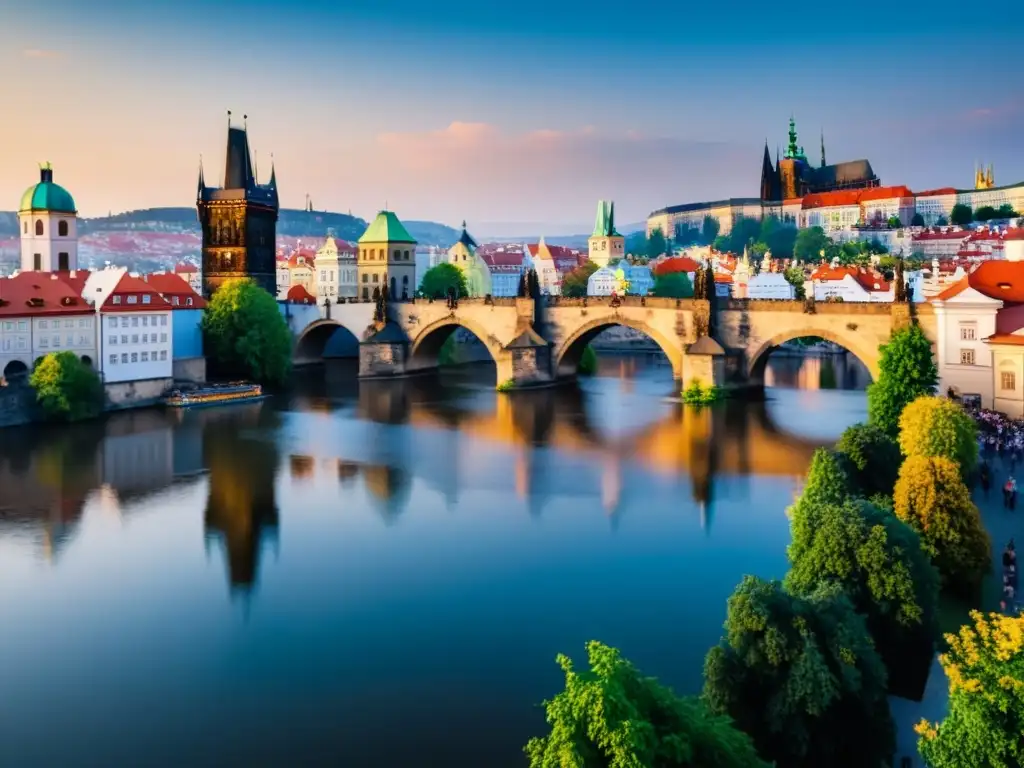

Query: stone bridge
[290,296,936,390]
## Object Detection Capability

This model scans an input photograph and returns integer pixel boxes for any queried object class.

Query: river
[0,352,870,767]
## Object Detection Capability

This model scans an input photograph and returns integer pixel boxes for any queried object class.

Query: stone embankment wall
[0,383,34,427]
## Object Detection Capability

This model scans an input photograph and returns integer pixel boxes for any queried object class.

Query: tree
[785,497,940,693]
[29,351,103,421]
[898,396,978,475]
[783,265,806,299]
[624,231,648,256]
[652,271,694,298]
[703,577,895,768]
[561,261,600,298]
[792,448,850,514]
[526,641,768,768]
[701,215,720,246]
[911,212,925,227]
[996,203,1019,219]
[887,215,902,228]
[893,455,991,593]
[202,278,292,385]
[867,323,938,436]
[647,228,667,259]
[916,611,1024,768]
[835,423,902,498]
[935,215,949,226]
[973,205,997,222]
[950,203,973,226]
[760,215,798,258]
[674,222,701,246]
[419,263,468,300]
[793,226,831,262]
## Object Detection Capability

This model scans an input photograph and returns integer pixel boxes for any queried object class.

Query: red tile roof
[933,276,969,301]
[173,262,198,274]
[0,272,93,317]
[802,185,914,210]
[479,250,526,273]
[1005,229,1024,241]
[286,285,316,304]
[963,260,1024,303]
[809,264,889,292]
[142,272,208,309]
[652,256,701,276]
[288,250,316,268]
[52,269,92,297]
[915,187,958,197]
[100,273,173,312]
[986,333,1024,346]
[913,229,969,241]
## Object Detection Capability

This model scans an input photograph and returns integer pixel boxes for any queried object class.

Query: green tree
[625,231,648,256]
[996,203,1019,219]
[201,278,292,385]
[792,448,850,513]
[561,261,600,298]
[785,497,940,693]
[578,345,598,375]
[898,396,978,475]
[916,611,1024,768]
[783,265,806,299]
[911,212,926,227]
[647,228,668,259]
[526,641,768,768]
[867,323,938,436]
[419,263,469,299]
[704,577,895,768]
[950,203,973,226]
[935,215,949,226]
[674,222,701,246]
[761,216,798,258]
[793,226,831,262]
[721,216,761,254]
[893,455,991,593]
[652,271,694,298]
[29,351,103,422]
[887,215,902,228]
[701,215,720,246]
[835,423,902,498]
[973,205,997,222]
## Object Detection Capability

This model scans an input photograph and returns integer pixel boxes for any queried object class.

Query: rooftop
[0,272,92,317]
[358,210,417,244]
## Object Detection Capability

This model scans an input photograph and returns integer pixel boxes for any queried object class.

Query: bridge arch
[407,316,508,378]
[747,327,880,385]
[553,315,683,379]
[295,319,361,363]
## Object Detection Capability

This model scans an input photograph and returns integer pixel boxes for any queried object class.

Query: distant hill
[0,207,460,246]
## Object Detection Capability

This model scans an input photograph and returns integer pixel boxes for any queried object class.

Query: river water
[0,352,869,767]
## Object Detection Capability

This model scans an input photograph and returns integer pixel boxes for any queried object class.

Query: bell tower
[197,113,279,298]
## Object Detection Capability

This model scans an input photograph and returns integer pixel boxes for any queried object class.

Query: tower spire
[820,128,826,168]
[197,155,205,197]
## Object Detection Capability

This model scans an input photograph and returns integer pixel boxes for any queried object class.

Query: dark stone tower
[197,114,279,298]
[759,141,780,202]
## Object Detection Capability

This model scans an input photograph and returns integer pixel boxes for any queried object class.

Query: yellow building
[357,210,418,301]
[448,221,492,297]
[588,200,624,268]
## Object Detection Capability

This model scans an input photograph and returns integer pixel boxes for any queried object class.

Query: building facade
[197,119,279,298]
[447,222,492,297]
[142,272,207,382]
[356,211,418,301]
[588,200,625,268]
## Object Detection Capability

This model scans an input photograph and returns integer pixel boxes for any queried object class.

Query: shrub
[578,345,598,375]
[898,396,978,476]
[681,379,721,404]
[29,351,103,422]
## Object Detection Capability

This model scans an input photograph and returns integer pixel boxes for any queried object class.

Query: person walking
[1010,476,1018,511]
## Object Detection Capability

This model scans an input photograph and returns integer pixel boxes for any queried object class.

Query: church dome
[19,165,76,214]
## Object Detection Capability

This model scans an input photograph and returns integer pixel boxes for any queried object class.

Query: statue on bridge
[373,284,388,324]
[893,257,908,303]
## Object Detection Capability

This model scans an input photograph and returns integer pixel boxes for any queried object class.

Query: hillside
[0,207,460,246]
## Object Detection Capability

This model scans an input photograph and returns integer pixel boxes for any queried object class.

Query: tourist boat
[163,382,266,408]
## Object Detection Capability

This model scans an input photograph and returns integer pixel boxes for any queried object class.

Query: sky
[2,0,1023,236]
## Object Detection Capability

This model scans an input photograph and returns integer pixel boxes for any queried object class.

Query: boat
[163,382,266,408]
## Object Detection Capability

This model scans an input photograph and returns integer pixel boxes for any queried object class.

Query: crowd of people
[968,407,1021,613]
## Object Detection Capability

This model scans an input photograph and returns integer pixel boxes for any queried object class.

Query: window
[362,274,368,283]
[58,253,69,271]
[132,335,139,343]
[66,335,73,346]
[130,353,138,363]
[35,219,43,236]
[1002,372,1016,391]
[2,321,11,331]
[64,320,73,328]
[185,299,192,307]
[39,337,49,348]
[109,335,117,345]
[160,350,167,361]
[121,353,128,363]
[160,333,167,342]
[109,355,117,365]
[121,335,127,344]
[39,320,48,330]
[142,334,148,343]
[142,295,151,304]
[52,335,60,347]
[131,317,138,327]
[403,250,410,260]
[960,325,977,341]
[160,315,167,325]
[127,295,138,304]
[113,295,121,304]
[960,349,975,365]
[172,296,180,306]
[141,352,149,362]
[58,220,69,237]
[18,321,27,331]
[142,316,148,326]
[33,253,41,271]
[121,317,129,328]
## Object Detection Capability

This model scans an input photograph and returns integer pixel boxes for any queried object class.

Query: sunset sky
[2,0,1023,235]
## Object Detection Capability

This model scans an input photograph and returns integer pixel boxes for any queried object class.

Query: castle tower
[197,114,279,298]
[587,200,624,268]
[18,163,79,272]
[356,211,418,301]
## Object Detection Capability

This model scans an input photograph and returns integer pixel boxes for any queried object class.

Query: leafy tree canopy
[783,265,806,299]
[704,576,895,768]
[29,351,103,422]
[701,215,721,246]
[898,396,978,475]
[835,422,902,498]
[647,228,668,259]
[561,261,600,298]
[785,497,940,686]
[950,203,973,226]
[653,271,694,299]
[917,611,1024,768]
[526,641,769,768]
[911,212,926,227]
[419,262,469,300]
[201,278,293,385]
[893,455,991,592]
[867,323,938,436]
[794,226,832,262]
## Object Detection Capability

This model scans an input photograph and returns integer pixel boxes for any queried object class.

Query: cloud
[22,49,62,59]
[365,122,755,226]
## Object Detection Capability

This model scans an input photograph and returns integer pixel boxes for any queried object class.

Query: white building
[747,272,796,300]
[932,272,1002,408]
[479,247,526,297]
[84,268,174,385]
[18,163,79,273]
[587,266,617,296]
[623,264,653,296]
[314,232,358,302]
[810,264,892,303]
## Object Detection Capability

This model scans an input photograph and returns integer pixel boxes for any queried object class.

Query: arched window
[394,249,400,260]
[35,220,43,236]
[403,250,410,260]
[402,275,409,285]
[58,220,69,237]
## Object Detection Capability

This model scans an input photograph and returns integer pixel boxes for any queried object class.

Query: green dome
[19,165,76,213]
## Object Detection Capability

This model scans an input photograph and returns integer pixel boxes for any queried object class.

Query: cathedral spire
[820,129,826,168]
[786,115,798,159]
[197,155,205,197]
